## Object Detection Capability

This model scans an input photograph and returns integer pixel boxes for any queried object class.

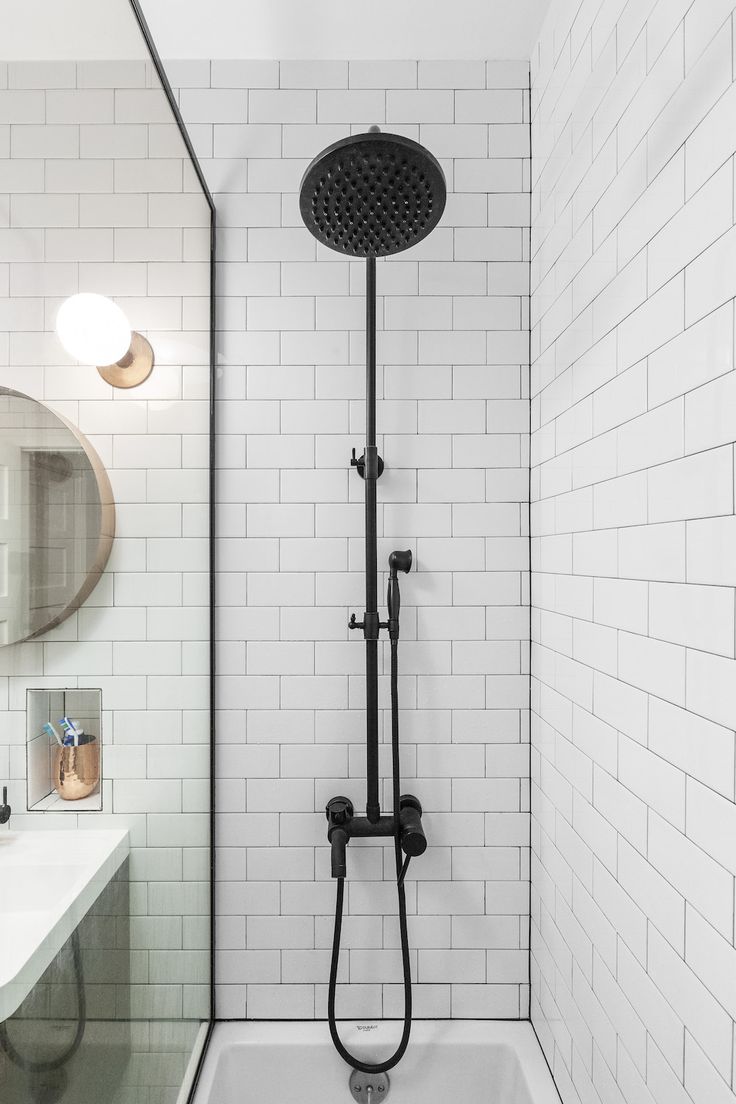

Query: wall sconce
[56,293,155,389]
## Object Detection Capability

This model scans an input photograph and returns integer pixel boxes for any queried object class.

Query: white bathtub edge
[195,1020,561,1104]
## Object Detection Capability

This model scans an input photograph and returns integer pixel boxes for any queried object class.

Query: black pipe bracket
[351,447,384,480]
[349,611,389,639]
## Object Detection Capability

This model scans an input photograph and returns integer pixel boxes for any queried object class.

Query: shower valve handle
[399,795,426,858]
[326,796,354,827]
[326,796,354,878]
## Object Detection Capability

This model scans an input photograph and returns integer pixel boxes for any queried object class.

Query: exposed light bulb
[56,293,132,366]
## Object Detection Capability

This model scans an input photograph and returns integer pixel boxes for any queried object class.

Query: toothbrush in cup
[43,722,63,747]
[59,717,81,747]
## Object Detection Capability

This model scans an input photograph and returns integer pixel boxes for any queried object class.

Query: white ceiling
[2,0,552,63]
[1,0,148,59]
[141,0,552,61]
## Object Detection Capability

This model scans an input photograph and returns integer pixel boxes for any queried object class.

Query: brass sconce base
[97,331,154,389]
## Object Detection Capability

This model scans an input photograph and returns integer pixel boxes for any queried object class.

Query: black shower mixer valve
[326,793,427,881]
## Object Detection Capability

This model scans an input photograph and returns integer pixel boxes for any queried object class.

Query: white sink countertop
[0,828,129,1023]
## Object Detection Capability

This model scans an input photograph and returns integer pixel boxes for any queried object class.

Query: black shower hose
[0,928,86,1075]
[328,637,412,1074]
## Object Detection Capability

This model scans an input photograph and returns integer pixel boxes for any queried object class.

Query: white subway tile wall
[0,60,211,1020]
[531,3,736,1104]
[171,58,531,1019]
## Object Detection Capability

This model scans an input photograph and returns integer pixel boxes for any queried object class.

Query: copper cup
[54,741,100,800]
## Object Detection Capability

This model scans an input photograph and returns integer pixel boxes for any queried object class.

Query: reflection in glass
[0,389,114,647]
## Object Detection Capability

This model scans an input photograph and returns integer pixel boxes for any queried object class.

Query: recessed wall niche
[26,688,103,812]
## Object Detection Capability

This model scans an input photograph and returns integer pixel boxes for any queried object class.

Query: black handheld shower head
[389,549,413,577]
[299,129,446,258]
[387,550,412,640]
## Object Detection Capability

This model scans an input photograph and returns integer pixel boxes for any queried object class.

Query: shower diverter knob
[326,795,354,826]
[399,794,426,857]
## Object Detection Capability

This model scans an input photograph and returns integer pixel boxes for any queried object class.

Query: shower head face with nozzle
[299,131,447,259]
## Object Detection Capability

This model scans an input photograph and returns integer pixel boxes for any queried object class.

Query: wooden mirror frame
[0,387,116,643]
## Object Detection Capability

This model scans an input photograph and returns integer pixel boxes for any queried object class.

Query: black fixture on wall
[300,128,446,1075]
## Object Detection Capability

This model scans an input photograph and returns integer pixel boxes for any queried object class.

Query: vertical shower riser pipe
[364,255,380,824]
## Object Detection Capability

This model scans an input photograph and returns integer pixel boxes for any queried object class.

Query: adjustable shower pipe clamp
[326,794,427,880]
[351,446,385,480]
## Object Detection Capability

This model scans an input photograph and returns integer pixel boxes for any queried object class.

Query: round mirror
[0,388,115,645]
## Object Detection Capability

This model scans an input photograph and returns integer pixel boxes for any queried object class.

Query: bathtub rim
[193,1020,561,1104]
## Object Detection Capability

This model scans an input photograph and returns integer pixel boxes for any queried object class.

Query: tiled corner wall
[530,3,736,1104]
[0,59,211,1022]
[169,57,531,1020]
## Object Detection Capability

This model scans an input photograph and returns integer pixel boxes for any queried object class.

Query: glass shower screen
[0,1,215,1100]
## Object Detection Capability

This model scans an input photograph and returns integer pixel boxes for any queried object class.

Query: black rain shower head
[299,129,447,258]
